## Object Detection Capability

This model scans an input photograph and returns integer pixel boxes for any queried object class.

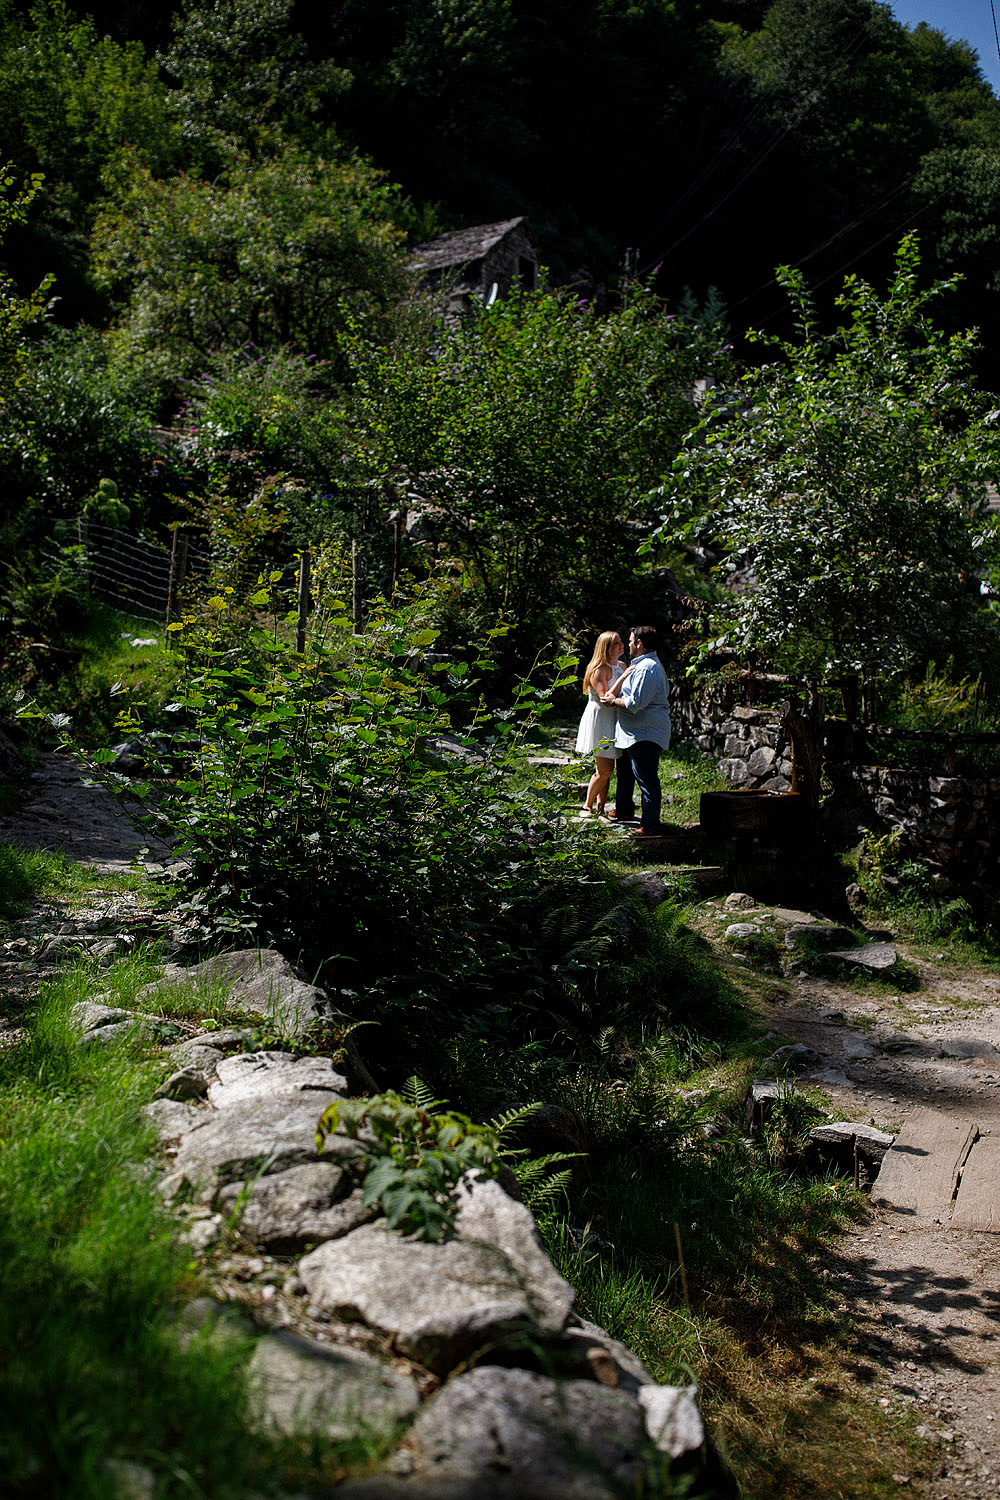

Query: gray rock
[561,1319,655,1394]
[829,942,897,970]
[720,757,750,787]
[164,1040,225,1073]
[405,1367,645,1497]
[207,1051,347,1109]
[767,1043,821,1067]
[938,1037,999,1059]
[189,1027,258,1053]
[840,1035,877,1060]
[171,1297,255,1353]
[746,746,776,778]
[70,999,154,1047]
[618,871,671,908]
[725,922,761,940]
[180,1216,222,1252]
[638,1384,704,1459]
[745,1079,797,1127]
[808,1067,853,1087]
[138,949,331,1040]
[454,1176,572,1315]
[809,1122,894,1169]
[146,1097,205,1140]
[172,1093,355,1199]
[218,1164,375,1253]
[247,1328,419,1442]
[299,1219,575,1373]
[156,1065,212,1102]
[879,1032,915,1054]
[723,892,756,910]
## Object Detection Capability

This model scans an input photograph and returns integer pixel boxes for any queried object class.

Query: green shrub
[0,325,160,518]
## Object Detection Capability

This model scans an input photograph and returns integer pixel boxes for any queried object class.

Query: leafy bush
[316,1082,557,1242]
[96,580,598,1050]
[0,326,161,520]
[182,345,346,486]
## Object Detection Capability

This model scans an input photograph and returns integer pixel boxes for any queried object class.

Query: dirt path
[0,749,173,873]
[702,896,1000,1497]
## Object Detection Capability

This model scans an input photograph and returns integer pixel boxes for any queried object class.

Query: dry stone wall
[671,686,794,791]
[674,682,999,878]
[825,763,1000,881]
[71,948,730,1500]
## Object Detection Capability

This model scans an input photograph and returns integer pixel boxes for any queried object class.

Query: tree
[90,143,408,390]
[160,0,348,168]
[660,236,1000,797]
[352,284,732,677]
[0,0,174,227]
[0,166,52,401]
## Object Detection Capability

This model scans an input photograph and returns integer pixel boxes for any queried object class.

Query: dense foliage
[661,236,1000,713]
[351,283,732,675]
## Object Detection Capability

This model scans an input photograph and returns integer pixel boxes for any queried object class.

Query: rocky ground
[5,751,1000,1496]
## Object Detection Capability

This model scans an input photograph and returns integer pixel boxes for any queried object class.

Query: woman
[575,630,631,816]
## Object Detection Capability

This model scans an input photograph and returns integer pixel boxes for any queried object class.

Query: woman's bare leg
[591,755,614,813]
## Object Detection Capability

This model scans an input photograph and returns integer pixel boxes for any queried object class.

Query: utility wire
[637,20,871,276]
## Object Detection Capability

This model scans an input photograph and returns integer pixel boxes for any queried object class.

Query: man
[601,624,670,838]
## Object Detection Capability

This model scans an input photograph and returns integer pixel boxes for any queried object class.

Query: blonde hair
[582,631,620,695]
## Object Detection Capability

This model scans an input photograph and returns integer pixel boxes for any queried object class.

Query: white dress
[575,676,622,758]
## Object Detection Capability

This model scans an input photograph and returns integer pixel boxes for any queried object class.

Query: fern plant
[316,1082,579,1242]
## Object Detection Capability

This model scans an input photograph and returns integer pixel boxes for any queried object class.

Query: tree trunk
[782,686,825,823]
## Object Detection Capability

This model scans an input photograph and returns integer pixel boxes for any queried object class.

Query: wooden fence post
[296,548,310,653]
[166,529,188,627]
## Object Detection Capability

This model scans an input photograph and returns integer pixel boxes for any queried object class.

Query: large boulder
[299,1216,575,1373]
[247,1328,420,1442]
[136,949,330,1039]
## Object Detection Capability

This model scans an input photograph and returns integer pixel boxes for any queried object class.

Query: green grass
[0,961,396,1498]
[17,602,183,748]
[0,841,155,922]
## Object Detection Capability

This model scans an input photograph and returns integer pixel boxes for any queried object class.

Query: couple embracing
[575,625,670,839]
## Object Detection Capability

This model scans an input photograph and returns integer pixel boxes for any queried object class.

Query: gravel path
[709,899,1000,1498]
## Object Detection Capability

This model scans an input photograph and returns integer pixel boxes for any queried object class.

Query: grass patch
[0,841,156,928]
[0,961,396,1498]
[16,603,183,749]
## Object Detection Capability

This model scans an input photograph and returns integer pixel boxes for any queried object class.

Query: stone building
[410,216,539,318]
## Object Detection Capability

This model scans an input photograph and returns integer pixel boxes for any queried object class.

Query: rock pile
[72,949,728,1499]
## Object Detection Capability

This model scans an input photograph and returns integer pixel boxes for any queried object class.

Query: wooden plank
[951,1135,1000,1232]
[871,1109,978,1220]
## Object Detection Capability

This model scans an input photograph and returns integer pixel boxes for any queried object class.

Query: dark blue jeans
[615,741,662,831]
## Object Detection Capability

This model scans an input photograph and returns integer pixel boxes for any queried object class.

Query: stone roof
[409,216,528,271]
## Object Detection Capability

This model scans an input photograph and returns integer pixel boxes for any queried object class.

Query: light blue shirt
[614,652,671,751]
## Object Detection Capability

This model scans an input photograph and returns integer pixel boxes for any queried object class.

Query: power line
[636,20,871,277]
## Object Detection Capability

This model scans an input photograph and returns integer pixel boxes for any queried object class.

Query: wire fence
[75,519,319,647]
[77,520,214,625]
